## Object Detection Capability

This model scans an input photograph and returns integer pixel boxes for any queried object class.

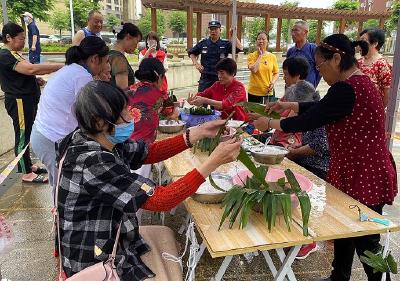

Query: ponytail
[135,58,165,83]
[134,69,159,82]
[351,40,369,57]
[65,46,83,65]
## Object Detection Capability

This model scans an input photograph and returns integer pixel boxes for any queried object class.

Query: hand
[195,63,204,73]
[209,137,242,166]
[229,28,234,38]
[286,146,298,160]
[191,96,208,107]
[253,117,269,131]
[266,83,274,93]
[189,119,226,143]
[31,46,36,51]
[257,46,263,56]
[166,107,180,121]
[146,45,157,55]
[265,101,292,115]
[36,77,46,86]
[247,112,262,121]
[187,93,197,105]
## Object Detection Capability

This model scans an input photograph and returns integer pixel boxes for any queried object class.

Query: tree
[7,0,55,27]
[64,0,100,30]
[168,11,186,42]
[49,10,70,38]
[280,1,299,48]
[245,17,265,47]
[333,0,359,10]
[106,14,121,31]
[137,8,166,37]
[307,20,327,43]
[387,0,400,34]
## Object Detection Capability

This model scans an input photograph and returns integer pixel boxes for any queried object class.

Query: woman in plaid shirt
[56,81,241,280]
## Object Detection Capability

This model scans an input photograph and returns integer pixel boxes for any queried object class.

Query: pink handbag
[55,154,121,281]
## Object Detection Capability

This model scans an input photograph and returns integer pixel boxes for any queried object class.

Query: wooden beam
[357,20,364,39]
[237,15,242,41]
[196,12,202,42]
[316,19,323,44]
[151,8,157,32]
[265,14,270,33]
[187,6,193,49]
[379,17,385,29]
[276,17,282,52]
[339,18,346,34]
[226,11,232,38]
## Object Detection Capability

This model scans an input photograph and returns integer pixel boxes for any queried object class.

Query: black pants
[198,74,218,92]
[248,92,277,104]
[4,95,39,174]
[331,204,391,281]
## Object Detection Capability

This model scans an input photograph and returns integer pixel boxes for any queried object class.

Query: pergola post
[237,15,242,41]
[339,18,346,33]
[316,19,323,44]
[265,14,270,33]
[357,20,364,39]
[196,12,202,43]
[151,8,157,32]
[276,17,282,52]
[379,17,385,29]
[227,11,232,37]
[187,6,193,49]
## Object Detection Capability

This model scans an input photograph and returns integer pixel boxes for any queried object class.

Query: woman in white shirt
[30,36,109,191]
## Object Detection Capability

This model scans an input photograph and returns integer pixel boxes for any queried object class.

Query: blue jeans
[29,50,41,64]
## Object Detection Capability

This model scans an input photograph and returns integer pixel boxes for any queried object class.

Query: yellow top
[247,51,279,96]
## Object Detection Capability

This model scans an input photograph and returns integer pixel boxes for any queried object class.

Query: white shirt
[34,63,93,142]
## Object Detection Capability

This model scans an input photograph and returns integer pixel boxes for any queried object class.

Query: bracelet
[267,118,273,130]
[185,128,193,148]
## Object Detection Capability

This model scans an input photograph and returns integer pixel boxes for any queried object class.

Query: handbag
[55,153,121,281]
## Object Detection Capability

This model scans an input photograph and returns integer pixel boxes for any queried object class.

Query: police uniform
[188,20,236,92]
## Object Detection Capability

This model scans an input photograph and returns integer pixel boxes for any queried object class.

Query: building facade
[359,0,391,12]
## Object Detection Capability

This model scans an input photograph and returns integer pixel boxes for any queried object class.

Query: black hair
[216,58,237,76]
[113,22,142,41]
[75,81,128,134]
[88,10,102,19]
[360,27,385,51]
[316,34,369,71]
[65,36,109,65]
[145,31,160,50]
[282,56,309,80]
[135,58,166,82]
[1,22,25,44]
[256,31,269,41]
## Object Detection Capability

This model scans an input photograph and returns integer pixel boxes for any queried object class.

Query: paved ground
[0,78,398,281]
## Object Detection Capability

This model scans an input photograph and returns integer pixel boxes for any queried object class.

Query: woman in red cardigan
[56,80,241,280]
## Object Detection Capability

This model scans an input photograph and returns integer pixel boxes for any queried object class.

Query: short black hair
[65,36,109,65]
[216,58,237,76]
[360,27,385,51]
[114,22,142,41]
[88,10,102,19]
[75,81,128,135]
[1,22,24,44]
[316,34,369,71]
[135,57,166,82]
[282,56,309,80]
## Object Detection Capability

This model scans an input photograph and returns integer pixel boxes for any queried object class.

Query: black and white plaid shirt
[56,130,156,280]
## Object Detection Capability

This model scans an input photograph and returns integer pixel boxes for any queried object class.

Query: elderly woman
[253,34,397,281]
[0,22,62,183]
[247,31,279,103]
[358,27,392,107]
[188,58,248,121]
[56,81,241,280]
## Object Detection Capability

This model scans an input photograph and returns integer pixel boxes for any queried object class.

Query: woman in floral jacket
[56,80,241,280]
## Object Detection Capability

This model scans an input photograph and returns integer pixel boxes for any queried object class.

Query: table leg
[213,255,233,281]
[178,213,191,234]
[196,242,206,264]
[261,250,278,276]
[273,246,301,281]
[276,248,297,281]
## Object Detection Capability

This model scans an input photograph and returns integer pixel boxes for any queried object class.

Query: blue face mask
[106,121,134,144]
[23,17,30,24]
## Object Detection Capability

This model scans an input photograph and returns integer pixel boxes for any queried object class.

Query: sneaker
[296,242,318,260]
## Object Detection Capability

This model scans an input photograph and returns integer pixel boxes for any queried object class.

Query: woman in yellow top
[247,31,279,103]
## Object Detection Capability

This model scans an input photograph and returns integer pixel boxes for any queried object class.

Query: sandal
[32,166,48,174]
[22,174,48,183]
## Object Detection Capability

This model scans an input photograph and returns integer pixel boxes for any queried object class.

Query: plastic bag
[0,215,14,255]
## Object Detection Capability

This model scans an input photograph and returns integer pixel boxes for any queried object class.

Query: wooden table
[158,133,400,281]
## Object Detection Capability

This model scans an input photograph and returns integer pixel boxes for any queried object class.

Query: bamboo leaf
[236,102,281,119]
[277,177,286,188]
[209,111,235,155]
[209,174,227,192]
[237,148,268,186]
[296,192,311,236]
[219,187,243,230]
[278,193,292,230]
[387,253,398,274]
[284,169,301,192]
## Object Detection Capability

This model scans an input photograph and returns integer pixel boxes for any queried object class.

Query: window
[106,4,112,10]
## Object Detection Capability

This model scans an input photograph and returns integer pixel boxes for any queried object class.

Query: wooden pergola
[142,0,391,51]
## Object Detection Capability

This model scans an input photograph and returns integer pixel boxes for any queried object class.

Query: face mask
[106,121,134,145]
[23,17,30,24]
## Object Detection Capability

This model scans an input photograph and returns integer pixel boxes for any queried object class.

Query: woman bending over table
[253,34,397,281]
[56,80,241,280]
[188,58,248,121]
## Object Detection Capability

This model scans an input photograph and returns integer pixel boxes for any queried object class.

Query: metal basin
[158,120,186,134]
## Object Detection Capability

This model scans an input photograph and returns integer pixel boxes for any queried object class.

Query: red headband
[319,41,346,55]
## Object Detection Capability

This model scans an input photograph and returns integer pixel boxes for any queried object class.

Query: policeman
[189,20,243,92]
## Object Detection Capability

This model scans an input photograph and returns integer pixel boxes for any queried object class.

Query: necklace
[344,68,361,81]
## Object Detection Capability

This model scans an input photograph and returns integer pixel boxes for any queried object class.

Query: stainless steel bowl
[250,145,288,165]
[158,120,186,134]
[192,174,233,204]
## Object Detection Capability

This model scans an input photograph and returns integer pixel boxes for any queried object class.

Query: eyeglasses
[316,60,327,71]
